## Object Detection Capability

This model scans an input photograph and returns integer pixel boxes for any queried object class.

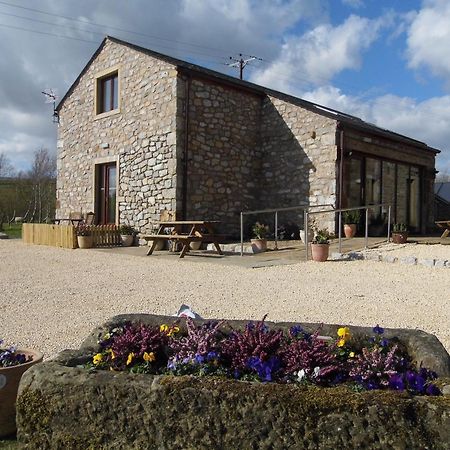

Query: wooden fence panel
[22,224,77,249]
[22,224,123,249]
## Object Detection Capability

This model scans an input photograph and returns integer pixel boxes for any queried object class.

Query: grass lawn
[0,437,18,449]
[0,223,22,239]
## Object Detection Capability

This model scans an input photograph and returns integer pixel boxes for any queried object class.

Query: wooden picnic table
[435,220,450,238]
[142,220,225,258]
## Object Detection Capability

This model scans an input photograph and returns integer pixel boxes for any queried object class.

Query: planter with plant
[119,225,135,247]
[342,210,360,238]
[15,314,449,448]
[0,340,43,437]
[76,223,93,249]
[392,223,408,244]
[251,222,269,253]
[311,228,331,262]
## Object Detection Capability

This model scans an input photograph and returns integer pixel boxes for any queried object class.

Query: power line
[0,0,240,58]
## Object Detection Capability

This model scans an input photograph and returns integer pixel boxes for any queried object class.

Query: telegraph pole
[227,54,262,80]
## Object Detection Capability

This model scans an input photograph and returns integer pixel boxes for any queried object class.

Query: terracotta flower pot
[0,349,43,437]
[121,234,134,247]
[343,224,357,238]
[77,235,93,249]
[392,232,408,244]
[311,243,330,262]
[251,238,267,253]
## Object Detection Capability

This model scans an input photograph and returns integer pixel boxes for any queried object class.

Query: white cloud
[251,14,383,94]
[303,86,450,173]
[406,0,450,85]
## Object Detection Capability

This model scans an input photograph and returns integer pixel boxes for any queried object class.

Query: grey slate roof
[435,182,450,202]
[57,35,440,154]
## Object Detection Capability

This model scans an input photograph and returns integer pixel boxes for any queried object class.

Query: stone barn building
[55,36,439,238]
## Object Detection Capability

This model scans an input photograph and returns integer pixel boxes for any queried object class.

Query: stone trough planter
[16,314,450,449]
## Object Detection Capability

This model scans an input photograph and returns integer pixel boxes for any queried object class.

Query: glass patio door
[96,163,116,224]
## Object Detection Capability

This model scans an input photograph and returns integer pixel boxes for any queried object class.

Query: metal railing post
[240,212,244,256]
[304,211,309,261]
[387,205,391,243]
[274,211,278,250]
[338,210,342,254]
[365,208,369,249]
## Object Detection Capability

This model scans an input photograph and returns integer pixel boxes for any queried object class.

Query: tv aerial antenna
[226,54,262,80]
[42,89,59,123]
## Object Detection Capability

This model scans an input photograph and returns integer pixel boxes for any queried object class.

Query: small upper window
[97,72,118,114]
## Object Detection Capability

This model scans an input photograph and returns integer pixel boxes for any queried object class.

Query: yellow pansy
[143,352,156,362]
[337,327,351,339]
[337,339,346,348]
[126,352,135,366]
[160,324,169,333]
[93,353,103,365]
[349,352,355,358]
[167,326,180,337]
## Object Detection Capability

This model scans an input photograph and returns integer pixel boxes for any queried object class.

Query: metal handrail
[240,203,335,256]
[304,203,392,261]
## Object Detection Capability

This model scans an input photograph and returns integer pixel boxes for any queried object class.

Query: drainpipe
[181,75,191,221]
[338,124,345,210]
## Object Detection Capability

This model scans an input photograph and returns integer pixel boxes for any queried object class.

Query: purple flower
[366,380,379,390]
[373,324,384,335]
[194,354,205,364]
[425,384,441,396]
[380,339,389,347]
[389,374,405,391]
[206,351,218,361]
[289,325,303,337]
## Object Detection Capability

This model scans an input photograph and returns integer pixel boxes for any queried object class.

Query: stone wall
[178,76,262,237]
[57,39,178,232]
[260,96,338,232]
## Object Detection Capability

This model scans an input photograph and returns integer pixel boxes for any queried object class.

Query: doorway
[95,162,117,224]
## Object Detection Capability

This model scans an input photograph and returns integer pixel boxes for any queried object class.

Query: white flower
[313,367,320,378]
[296,369,306,382]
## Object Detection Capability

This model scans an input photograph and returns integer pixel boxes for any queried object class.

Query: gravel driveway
[1,240,449,357]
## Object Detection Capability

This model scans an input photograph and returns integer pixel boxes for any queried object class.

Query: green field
[0,223,22,239]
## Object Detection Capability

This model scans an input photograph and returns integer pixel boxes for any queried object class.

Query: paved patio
[92,236,444,268]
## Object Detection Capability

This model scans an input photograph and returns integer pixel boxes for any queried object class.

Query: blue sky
[0,0,449,174]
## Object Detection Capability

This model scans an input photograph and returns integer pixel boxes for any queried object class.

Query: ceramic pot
[121,234,134,247]
[343,224,357,238]
[251,238,267,253]
[77,235,93,249]
[311,243,330,262]
[0,348,43,437]
[189,241,202,250]
[148,240,166,251]
[392,232,408,244]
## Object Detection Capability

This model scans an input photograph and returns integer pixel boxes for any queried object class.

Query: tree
[24,148,56,223]
[0,153,15,230]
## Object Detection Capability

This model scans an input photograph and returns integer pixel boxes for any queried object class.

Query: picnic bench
[142,220,225,258]
[435,220,450,238]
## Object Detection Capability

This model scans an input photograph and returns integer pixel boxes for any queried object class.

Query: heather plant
[167,318,224,374]
[349,344,402,390]
[280,328,342,385]
[220,317,285,381]
[0,339,33,367]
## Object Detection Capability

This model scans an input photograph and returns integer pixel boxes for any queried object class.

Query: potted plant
[251,222,269,253]
[76,223,93,249]
[119,224,135,247]
[310,228,331,262]
[343,210,360,238]
[392,223,408,244]
[0,340,43,437]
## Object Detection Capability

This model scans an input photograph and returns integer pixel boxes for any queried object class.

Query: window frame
[94,67,120,118]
